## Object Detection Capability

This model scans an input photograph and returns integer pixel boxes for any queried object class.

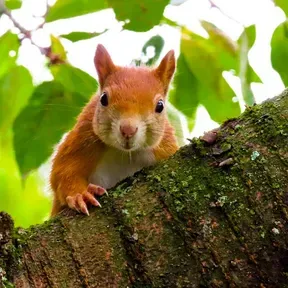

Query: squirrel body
[50,44,179,216]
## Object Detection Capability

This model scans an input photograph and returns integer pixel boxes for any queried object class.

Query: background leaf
[108,0,170,32]
[167,102,187,147]
[5,0,22,10]
[50,64,98,98]
[141,35,165,66]
[238,25,259,106]
[13,81,89,175]
[0,31,19,79]
[201,22,261,106]
[274,0,288,15]
[133,34,165,67]
[169,53,199,130]
[238,26,261,83]
[50,35,67,61]
[60,31,103,42]
[181,29,241,123]
[0,133,50,228]
[0,66,33,135]
[201,20,237,70]
[46,0,107,22]
[271,20,288,86]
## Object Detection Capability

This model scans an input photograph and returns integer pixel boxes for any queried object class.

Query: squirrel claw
[87,183,107,196]
[66,184,106,215]
[66,188,102,216]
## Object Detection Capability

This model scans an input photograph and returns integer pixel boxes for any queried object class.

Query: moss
[1,277,15,288]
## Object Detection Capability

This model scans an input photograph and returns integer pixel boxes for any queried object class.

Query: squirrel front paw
[66,184,107,216]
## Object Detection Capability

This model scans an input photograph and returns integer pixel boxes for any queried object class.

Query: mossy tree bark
[1,90,288,288]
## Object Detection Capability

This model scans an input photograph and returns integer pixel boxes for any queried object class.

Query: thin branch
[3,5,65,65]
[208,0,243,26]
[42,0,50,18]
[3,8,30,36]
[33,0,50,30]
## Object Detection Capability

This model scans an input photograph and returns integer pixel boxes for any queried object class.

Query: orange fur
[50,97,105,216]
[50,44,179,216]
[153,119,179,161]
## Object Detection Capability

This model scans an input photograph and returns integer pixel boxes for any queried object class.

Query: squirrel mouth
[124,142,131,150]
[121,140,137,152]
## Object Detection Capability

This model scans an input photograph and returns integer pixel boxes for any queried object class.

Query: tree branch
[1,89,288,287]
[32,0,50,30]
[2,5,61,63]
[3,8,30,35]
[208,0,243,26]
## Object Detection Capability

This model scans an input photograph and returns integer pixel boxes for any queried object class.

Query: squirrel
[49,44,179,217]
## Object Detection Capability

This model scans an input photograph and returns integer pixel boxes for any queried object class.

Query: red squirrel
[50,44,179,216]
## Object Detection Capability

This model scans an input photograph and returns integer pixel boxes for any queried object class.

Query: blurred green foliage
[0,0,287,227]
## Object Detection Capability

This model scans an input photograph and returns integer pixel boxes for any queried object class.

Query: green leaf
[108,0,170,32]
[18,170,51,228]
[161,16,180,28]
[169,53,199,130]
[201,20,237,70]
[197,82,239,123]
[46,0,108,22]
[167,102,186,147]
[181,32,221,93]
[240,26,256,57]
[50,35,67,61]
[271,20,288,86]
[0,66,33,135]
[238,25,258,106]
[60,31,103,42]
[201,21,261,106]
[181,30,241,123]
[0,128,50,228]
[0,31,19,79]
[0,129,25,225]
[275,0,288,15]
[13,81,88,175]
[201,21,260,82]
[50,64,98,98]
[5,0,22,9]
[142,35,165,66]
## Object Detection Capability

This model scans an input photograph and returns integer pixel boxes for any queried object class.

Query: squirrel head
[93,44,176,152]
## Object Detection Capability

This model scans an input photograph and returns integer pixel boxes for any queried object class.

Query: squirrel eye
[155,100,164,113]
[100,92,108,107]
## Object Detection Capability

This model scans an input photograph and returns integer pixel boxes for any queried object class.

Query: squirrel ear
[94,44,116,88]
[154,50,176,94]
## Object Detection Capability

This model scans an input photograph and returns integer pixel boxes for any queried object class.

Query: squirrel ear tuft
[94,44,116,88]
[154,50,176,94]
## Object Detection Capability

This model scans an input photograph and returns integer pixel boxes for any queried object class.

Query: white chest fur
[88,147,156,190]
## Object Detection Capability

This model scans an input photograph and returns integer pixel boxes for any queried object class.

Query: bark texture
[0,89,288,288]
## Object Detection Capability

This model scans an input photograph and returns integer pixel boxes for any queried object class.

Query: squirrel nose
[120,124,138,139]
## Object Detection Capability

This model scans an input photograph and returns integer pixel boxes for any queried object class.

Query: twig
[3,8,30,36]
[208,0,242,26]
[42,0,50,18]
[3,6,64,64]
[33,0,50,30]
[4,8,44,50]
